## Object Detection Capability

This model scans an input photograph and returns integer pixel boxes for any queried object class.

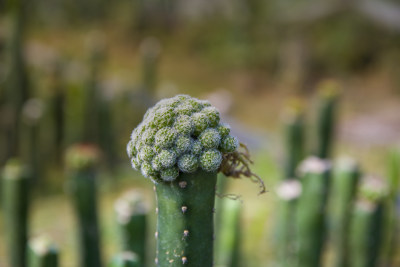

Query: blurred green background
[0,0,400,266]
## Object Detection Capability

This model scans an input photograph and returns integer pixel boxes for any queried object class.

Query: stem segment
[155,170,217,267]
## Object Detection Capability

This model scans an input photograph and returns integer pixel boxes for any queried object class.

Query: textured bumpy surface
[127,95,238,183]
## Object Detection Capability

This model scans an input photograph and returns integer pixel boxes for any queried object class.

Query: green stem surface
[155,170,217,267]
[69,170,103,267]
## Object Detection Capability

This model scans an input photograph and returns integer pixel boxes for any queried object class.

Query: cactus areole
[127,95,264,267]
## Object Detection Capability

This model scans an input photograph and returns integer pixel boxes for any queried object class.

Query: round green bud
[192,140,203,155]
[174,115,194,135]
[151,156,163,171]
[200,149,222,172]
[185,99,203,112]
[131,157,140,170]
[192,112,209,136]
[216,123,230,138]
[155,127,177,148]
[160,166,179,181]
[178,154,199,173]
[138,145,155,162]
[152,107,175,128]
[202,107,220,127]
[141,128,157,145]
[198,100,212,107]
[175,135,193,155]
[220,135,239,153]
[141,161,157,178]
[199,128,221,149]
[157,149,177,168]
[175,103,197,116]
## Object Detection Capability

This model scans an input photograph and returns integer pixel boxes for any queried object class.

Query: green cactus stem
[349,175,387,267]
[282,99,305,179]
[109,252,141,267]
[48,60,66,163]
[28,236,59,267]
[295,156,331,267]
[330,157,360,267]
[65,144,103,267]
[2,158,30,267]
[382,148,400,267]
[3,0,30,159]
[21,98,44,181]
[274,179,302,267]
[215,198,242,267]
[115,190,148,266]
[315,80,340,159]
[126,95,263,267]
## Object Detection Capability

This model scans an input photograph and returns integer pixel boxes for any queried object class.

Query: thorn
[182,256,188,264]
[179,181,187,188]
[155,258,158,264]
[155,231,158,239]
[181,206,188,213]
[155,207,158,214]
[169,259,174,263]
[183,230,189,239]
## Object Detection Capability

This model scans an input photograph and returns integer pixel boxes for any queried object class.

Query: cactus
[274,179,302,267]
[2,158,30,267]
[295,156,331,267]
[215,198,242,267]
[282,99,305,179]
[28,236,59,267]
[3,0,30,159]
[48,59,66,164]
[115,190,148,266]
[349,176,387,267]
[330,157,361,267]
[382,148,400,267]
[21,98,44,181]
[65,144,103,267]
[315,80,340,159]
[126,95,263,267]
[109,252,141,267]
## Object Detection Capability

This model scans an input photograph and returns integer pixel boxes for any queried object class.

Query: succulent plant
[127,94,240,183]
[28,236,59,267]
[2,158,31,267]
[65,144,103,267]
[127,95,263,267]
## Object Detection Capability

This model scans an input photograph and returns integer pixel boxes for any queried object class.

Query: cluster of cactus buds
[127,94,239,183]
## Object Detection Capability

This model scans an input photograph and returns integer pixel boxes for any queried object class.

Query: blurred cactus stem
[330,157,361,267]
[28,236,59,267]
[126,95,263,267]
[65,144,103,267]
[21,98,44,181]
[115,190,148,266]
[3,0,30,159]
[48,59,66,163]
[109,252,141,267]
[2,158,31,267]
[274,179,302,267]
[349,176,387,267]
[215,198,242,267]
[315,80,340,159]
[139,37,161,95]
[382,149,400,267]
[282,98,305,179]
[295,156,331,267]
